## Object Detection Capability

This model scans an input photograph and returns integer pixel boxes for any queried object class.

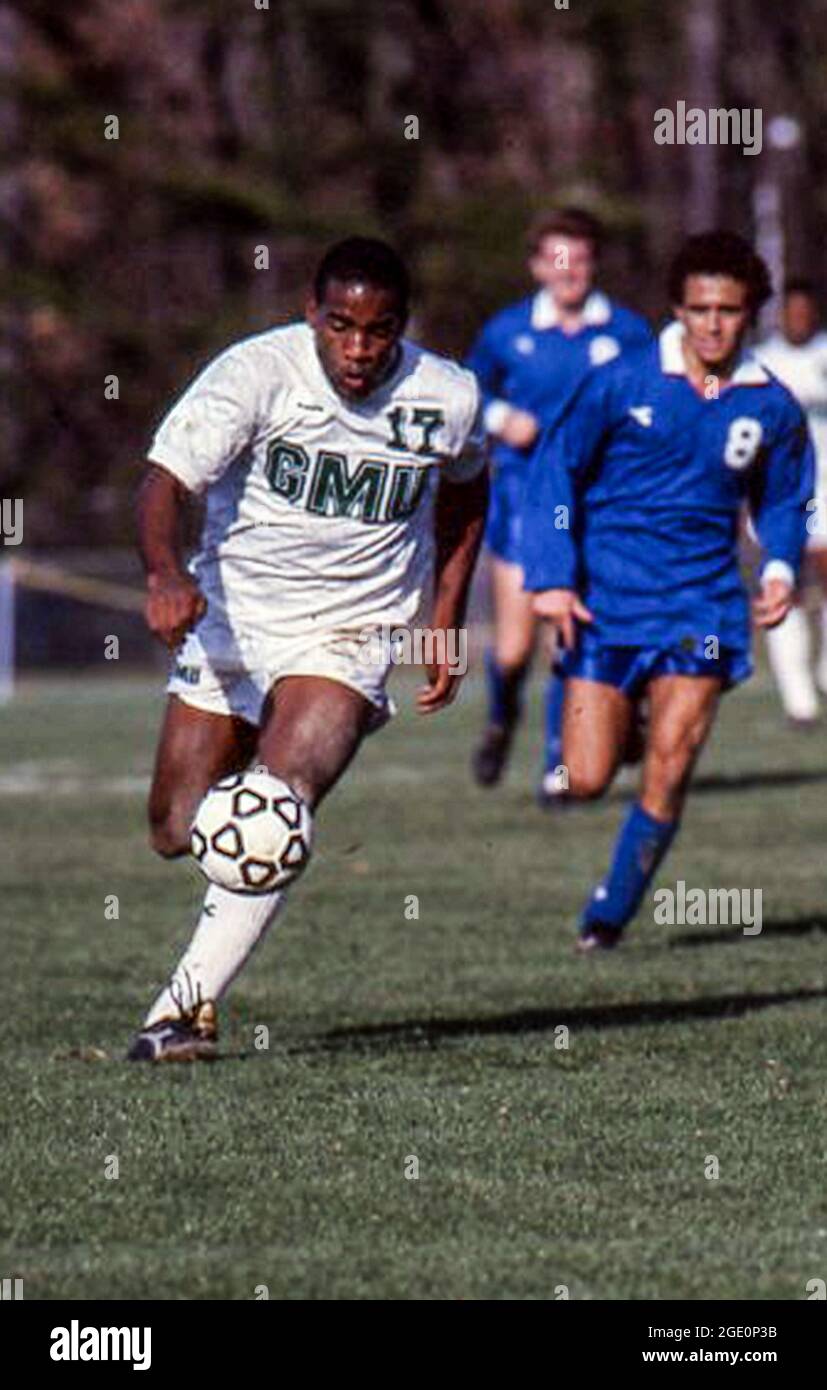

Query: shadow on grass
[693,767,827,795]
[603,767,827,811]
[670,915,827,948]
[308,985,827,1055]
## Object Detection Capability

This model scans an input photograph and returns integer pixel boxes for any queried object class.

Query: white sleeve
[441,377,487,482]
[147,345,263,494]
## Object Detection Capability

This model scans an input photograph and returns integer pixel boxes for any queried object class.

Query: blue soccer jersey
[521,321,815,659]
[467,289,652,472]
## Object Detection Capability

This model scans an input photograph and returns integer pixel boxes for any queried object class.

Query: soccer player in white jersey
[757,281,827,722]
[127,238,488,1061]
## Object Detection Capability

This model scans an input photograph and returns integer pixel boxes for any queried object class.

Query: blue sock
[485,648,526,730]
[582,802,678,933]
[543,670,566,773]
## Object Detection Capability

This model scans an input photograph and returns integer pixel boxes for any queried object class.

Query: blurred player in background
[523,232,813,950]
[127,238,487,1060]
[757,281,827,723]
[466,208,651,804]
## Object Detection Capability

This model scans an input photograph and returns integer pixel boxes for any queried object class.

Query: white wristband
[483,400,512,436]
[761,560,795,589]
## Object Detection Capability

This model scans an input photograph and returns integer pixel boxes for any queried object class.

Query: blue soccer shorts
[559,627,751,697]
[485,467,526,565]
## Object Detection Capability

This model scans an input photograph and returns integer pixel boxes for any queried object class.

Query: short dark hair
[668,232,772,315]
[313,237,410,317]
[527,207,604,255]
[783,277,819,302]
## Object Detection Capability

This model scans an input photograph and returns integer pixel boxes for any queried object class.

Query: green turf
[1,666,826,1300]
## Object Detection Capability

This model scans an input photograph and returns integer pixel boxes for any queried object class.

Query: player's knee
[566,765,610,801]
[493,654,531,680]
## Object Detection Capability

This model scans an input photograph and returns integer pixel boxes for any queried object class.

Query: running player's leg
[148,697,257,857]
[473,554,536,784]
[256,675,375,807]
[809,548,827,695]
[764,592,818,723]
[136,699,257,1042]
[641,672,723,819]
[578,673,721,949]
[490,556,537,697]
[136,678,375,1051]
[562,676,634,799]
[539,649,567,804]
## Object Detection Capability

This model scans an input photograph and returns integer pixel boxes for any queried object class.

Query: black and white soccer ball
[191,771,313,894]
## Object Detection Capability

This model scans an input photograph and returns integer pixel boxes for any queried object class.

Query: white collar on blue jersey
[530,289,612,331]
[659,319,770,385]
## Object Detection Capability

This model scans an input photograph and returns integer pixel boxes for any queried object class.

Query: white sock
[817,602,827,693]
[765,606,818,720]
[144,883,285,1026]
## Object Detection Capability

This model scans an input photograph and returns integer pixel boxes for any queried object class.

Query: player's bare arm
[137,463,206,649]
[497,407,540,450]
[532,587,593,650]
[418,465,489,714]
[753,575,794,629]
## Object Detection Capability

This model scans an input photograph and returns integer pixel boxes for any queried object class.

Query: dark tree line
[3,0,827,545]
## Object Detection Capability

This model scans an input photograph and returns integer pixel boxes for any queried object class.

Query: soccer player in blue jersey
[522,231,814,950]
[467,208,651,802]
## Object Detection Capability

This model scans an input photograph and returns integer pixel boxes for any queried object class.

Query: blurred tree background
[3,0,827,547]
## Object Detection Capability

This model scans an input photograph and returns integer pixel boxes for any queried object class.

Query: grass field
[1,665,826,1301]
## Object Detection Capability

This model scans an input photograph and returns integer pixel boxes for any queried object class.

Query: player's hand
[532,588,593,650]
[417,631,465,715]
[498,408,540,450]
[753,577,794,630]
[145,571,207,650]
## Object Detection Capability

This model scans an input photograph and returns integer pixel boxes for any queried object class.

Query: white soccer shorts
[166,620,395,731]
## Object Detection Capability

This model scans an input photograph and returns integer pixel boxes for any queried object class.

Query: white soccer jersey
[757,331,827,489]
[148,322,484,663]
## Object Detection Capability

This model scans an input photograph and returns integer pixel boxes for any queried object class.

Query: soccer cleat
[536,769,572,809]
[471,726,513,787]
[126,1000,218,1062]
[576,922,623,953]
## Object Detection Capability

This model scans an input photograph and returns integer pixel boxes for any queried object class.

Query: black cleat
[576,922,623,954]
[126,1001,218,1062]
[472,726,513,787]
